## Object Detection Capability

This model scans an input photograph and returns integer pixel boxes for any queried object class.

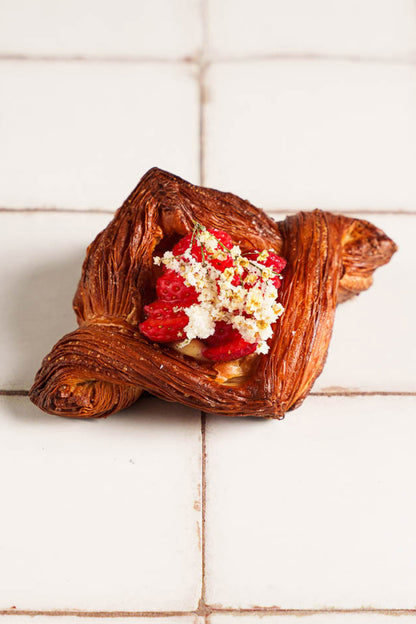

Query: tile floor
[0,1,415,623]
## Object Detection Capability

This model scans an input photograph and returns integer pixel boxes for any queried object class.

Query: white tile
[0,396,202,610]
[0,0,201,59]
[205,396,416,608]
[0,61,199,209]
[210,616,416,624]
[314,214,416,392]
[0,212,112,390]
[207,0,416,60]
[204,60,416,212]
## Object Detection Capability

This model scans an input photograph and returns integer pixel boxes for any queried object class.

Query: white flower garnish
[155,226,285,354]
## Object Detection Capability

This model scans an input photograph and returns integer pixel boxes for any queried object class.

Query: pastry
[30,168,397,419]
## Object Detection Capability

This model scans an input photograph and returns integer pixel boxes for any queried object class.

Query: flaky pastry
[30,168,397,419]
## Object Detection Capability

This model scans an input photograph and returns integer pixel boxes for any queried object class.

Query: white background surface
[0,1,415,622]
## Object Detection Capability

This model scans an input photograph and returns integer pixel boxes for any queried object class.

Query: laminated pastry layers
[30,168,397,419]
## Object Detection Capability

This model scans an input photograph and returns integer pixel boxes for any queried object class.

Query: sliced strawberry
[245,250,287,272]
[156,269,199,306]
[243,250,287,289]
[231,272,243,287]
[206,229,234,270]
[203,335,257,362]
[172,228,234,272]
[139,308,189,343]
[172,233,203,260]
[210,229,233,248]
[144,300,183,319]
[204,321,241,347]
[272,277,281,289]
[265,251,287,273]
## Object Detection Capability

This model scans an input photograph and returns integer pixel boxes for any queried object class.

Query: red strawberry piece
[210,229,233,248]
[207,239,233,273]
[172,233,203,261]
[156,269,199,306]
[271,274,282,289]
[203,335,257,362]
[205,229,234,272]
[231,272,243,286]
[144,300,183,319]
[265,251,287,273]
[139,307,189,343]
[244,250,287,289]
[172,228,234,272]
[245,250,287,273]
[204,321,242,347]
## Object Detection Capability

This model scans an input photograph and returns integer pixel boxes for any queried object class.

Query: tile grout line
[1,52,415,66]
[2,607,416,618]
[197,59,207,188]
[198,412,208,613]
[197,0,208,189]
[267,209,416,216]
[207,607,416,615]
[209,52,416,66]
[0,610,196,618]
[0,207,115,215]
[205,607,416,616]
[0,53,197,65]
[311,391,416,397]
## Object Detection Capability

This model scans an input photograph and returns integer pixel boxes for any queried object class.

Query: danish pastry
[30,168,397,419]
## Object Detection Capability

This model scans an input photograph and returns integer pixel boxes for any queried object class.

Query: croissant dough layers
[30,168,397,419]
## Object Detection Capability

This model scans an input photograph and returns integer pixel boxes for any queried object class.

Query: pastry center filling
[139,223,286,377]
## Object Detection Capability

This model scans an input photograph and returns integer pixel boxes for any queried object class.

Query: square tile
[204,60,416,212]
[207,0,416,60]
[0,61,199,209]
[0,0,201,59]
[0,396,202,610]
[313,214,416,392]
[0,212,112,390]
[205,395,416,608]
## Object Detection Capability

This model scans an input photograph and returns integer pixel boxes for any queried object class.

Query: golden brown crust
[29,168,397,419]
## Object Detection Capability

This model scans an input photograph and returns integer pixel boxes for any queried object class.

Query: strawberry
[172,233,202,259]
[210,229,233,248]
[172,228,234,272]
[203,335,257,361]
[245,251,286,272]
[207,229,234,271]
[156,269,199,306]
[139,304,189,343]
[264,251,286,273]
[204,321,241,347]
[243,250,287,289]
[144,300,183,319]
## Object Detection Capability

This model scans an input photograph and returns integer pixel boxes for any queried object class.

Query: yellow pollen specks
[257,250,269,262]
[261,267,273,280]
[244,273,257,285]
[223,267,234,281]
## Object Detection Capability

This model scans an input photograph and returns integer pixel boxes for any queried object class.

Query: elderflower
[154,225,285,355]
